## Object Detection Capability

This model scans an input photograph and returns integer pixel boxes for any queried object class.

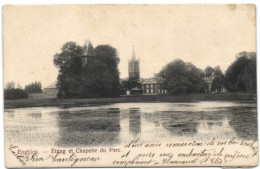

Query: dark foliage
[204,66,214,78]
[225,51,256,92]
[5,81,15,90]
[120,79,141,91]
[54,42,83,98]
[25,81,43,93]
[53,42,120,98]
[158,59,206,94]
[81,45,120,98]
[205,66,226,93]
[4,88,28,100]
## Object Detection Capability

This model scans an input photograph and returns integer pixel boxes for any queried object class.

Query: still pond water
[5,101,257,147]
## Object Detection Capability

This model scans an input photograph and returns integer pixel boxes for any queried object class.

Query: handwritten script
[8,137,258,167]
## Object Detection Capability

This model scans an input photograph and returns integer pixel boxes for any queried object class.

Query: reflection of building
[129,108,141,137]
[28,112,42,120]
[141,77,167,95]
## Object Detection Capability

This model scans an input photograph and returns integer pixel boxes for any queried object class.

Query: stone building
[44,82,58,97]
[125,46,167,95]
[140,77,167,95]
[128,47,140,80]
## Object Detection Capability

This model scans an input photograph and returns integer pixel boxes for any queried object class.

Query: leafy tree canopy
[211,66,226,92]
[158,59,206,94]
[225,51,256,92]
[25,81,42,93]
[4,81,28,100]
[5,81,15,90]
[53,42,120,98]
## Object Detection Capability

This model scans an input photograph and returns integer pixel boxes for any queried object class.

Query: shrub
[4,88,29,100]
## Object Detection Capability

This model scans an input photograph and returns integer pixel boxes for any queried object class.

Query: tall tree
[53,42,83,98]
[158,59,206,94]
[204,66,214,78]
[211,66,226,92]
[53,42,120,98]
[241,52,256,92]
[25,81,43,93]
[5,81,15,90]
[225,51,256,92]
[82,45,120,97]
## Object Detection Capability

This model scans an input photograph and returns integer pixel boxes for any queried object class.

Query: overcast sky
[3,4,256,88]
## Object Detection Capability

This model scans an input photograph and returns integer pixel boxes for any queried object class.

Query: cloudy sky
[3,4,256,88]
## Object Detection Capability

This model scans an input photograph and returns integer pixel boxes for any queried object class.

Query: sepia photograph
[3,4,257,168]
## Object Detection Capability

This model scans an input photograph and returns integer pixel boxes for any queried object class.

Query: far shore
[4,93,257,109]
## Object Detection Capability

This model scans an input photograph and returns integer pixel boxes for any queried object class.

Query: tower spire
[132,45,135,59]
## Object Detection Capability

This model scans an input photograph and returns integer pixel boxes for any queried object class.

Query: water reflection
[27,112,42,120]
[160,111,198,136]
[228,107,257,140]
[129,108,141,138]
[55,108,121,147]
[4,101,257,147]
[5,110,15,118]
[4,108,58,146]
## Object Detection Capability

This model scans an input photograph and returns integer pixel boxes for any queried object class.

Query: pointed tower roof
[82,39,94,56]
[132,45,135,59]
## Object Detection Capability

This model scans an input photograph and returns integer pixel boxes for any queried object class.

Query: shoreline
[4,93,257,109]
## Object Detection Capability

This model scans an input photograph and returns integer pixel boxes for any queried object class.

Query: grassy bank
[4,93,256,109]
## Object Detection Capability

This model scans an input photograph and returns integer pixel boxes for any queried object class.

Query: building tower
[128,46,140,80]
[81,39,95,67]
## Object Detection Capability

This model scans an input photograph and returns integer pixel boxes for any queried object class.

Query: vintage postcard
[3,4,257,168]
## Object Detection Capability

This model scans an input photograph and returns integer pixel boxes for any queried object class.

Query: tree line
[55,45,255,98]
[25,81,43,93]
[4,81,43,100]
[4,48,256,100]
[53,42,120,98]
[225,51,256,92]
[158,51,256,94]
